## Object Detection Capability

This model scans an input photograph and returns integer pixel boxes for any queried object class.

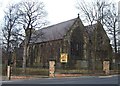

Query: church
[23,16,112,70]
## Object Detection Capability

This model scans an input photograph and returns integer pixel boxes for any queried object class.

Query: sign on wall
[60,53,68,63]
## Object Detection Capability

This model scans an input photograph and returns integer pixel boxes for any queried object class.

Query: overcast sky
[0,0,119,26]
[0,0,78,26]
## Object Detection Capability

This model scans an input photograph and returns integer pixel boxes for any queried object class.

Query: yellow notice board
[60,53,68,63]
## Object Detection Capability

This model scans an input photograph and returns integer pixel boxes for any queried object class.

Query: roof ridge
[37,18,77,31]
[31,17,77,43]
[85,23,97,27]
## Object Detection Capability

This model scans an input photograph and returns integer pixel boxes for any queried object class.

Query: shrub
[12,68,49,76]
[56,69,89,74]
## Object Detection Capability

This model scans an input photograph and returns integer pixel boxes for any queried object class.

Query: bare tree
[104,4,118,53]
[76,0,118,53]
[76,0,111,25]
[2,4,22,65]
[17,0,48,72]
[118,2,120,53]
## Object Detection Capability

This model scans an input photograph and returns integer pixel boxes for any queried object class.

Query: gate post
[103,61,110,75]
[7,60,13,80]
[49,60,55,78]
[7,65,11,80]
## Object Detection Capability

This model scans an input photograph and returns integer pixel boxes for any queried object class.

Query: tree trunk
[22,38,27,74]
[113,22,117,53]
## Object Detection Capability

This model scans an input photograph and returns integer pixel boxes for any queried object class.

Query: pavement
[1,75,119,85]
[2,75,49,81]
[1,74,119,81]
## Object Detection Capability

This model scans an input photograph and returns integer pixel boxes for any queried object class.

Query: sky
[43,0,78,25]
[0,0,78,26]
[0,0,119,26]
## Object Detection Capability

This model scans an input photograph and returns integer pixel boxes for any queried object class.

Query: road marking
[1,80,13,82]
[98,76,113,78]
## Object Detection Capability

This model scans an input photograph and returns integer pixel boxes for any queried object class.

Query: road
[1,75,120,86]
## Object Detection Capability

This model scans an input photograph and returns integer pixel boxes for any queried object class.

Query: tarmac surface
[1,75,119,86]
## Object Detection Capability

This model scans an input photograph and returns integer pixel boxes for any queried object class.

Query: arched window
[70,27,84,59]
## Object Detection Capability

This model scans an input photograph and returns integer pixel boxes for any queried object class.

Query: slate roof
[30,18,77,43]
[30,17,98,44]
[85,24,97,36]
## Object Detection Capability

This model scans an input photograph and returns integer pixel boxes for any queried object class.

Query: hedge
[12,68,49,76]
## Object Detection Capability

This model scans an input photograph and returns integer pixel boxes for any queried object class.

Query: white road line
[0,80,13,82]
[98,76,113,78]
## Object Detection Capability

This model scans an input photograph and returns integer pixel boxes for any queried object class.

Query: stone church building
[24,16,112,70]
